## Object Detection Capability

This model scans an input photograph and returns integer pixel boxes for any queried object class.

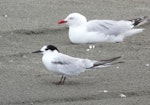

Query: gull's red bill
[58,20,67,24]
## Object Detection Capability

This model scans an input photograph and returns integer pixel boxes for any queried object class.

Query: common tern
[33,45,123,85]
[58,13,149,44]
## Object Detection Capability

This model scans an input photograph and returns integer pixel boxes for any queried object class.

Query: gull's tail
[87,56,123,69]
[128,16,150,27]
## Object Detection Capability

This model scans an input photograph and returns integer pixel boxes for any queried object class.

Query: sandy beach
[0,0,150,104]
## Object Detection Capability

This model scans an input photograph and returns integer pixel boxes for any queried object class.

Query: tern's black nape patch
[46,45,59,52]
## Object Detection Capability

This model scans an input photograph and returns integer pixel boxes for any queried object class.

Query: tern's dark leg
[60,75,64,83]
[55,75,64,85]
[62,77,66,84]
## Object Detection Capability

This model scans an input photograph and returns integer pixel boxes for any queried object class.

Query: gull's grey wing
[86,20,133,35]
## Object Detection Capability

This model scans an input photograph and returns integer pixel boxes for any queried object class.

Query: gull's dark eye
[69,17,73,20]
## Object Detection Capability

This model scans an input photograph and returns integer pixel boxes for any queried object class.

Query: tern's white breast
[42,52,61,74]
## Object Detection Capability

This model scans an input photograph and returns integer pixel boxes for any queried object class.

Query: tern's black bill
[32,50,42,53]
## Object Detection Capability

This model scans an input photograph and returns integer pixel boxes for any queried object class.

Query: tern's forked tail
[87,56,124,69]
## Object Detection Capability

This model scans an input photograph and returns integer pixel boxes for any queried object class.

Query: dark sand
[0,0,150,105]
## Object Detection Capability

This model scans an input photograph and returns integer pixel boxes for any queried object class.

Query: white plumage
[58,13,149,44]
[33,45,122,85]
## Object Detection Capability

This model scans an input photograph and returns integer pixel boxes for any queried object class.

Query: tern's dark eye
[45,48,49,50]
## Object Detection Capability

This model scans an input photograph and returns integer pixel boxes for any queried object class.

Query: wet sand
[0,0,150,105]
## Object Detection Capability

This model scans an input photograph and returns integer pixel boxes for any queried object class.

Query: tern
[33,45,123,85]
[58,13,149,44]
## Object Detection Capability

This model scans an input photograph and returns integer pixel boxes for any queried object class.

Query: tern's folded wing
[51,54,94,75]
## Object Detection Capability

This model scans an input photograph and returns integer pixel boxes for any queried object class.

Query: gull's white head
[32,45,59,54]
[58,13,87,26]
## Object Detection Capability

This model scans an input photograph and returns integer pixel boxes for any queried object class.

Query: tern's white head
[32,45,59,54]
[58,13,87,26]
